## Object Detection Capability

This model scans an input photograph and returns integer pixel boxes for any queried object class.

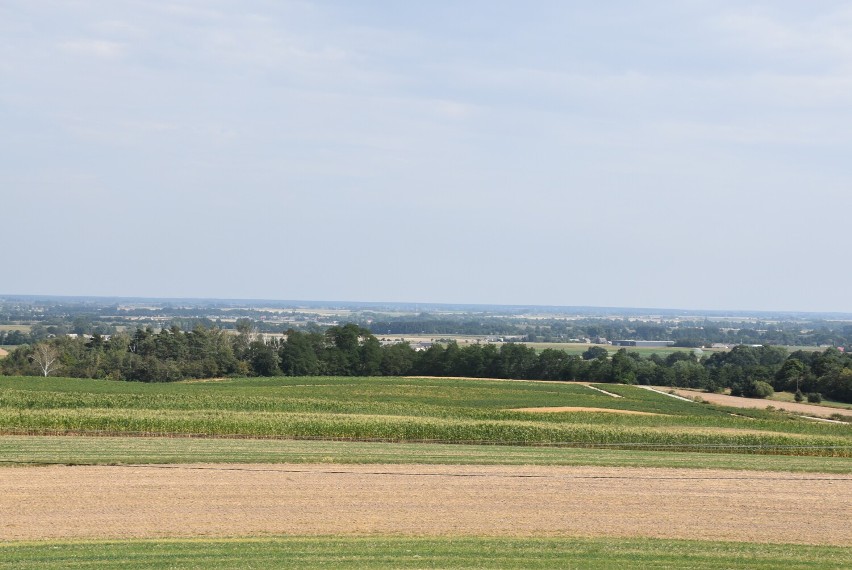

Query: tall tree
[31,342,61,377]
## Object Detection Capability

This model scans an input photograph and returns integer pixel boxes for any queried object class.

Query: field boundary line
[3,461,852,482]
[584,385,622,398]
[636,385,696,402]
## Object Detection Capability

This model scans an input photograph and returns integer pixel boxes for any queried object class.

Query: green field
[3,434,852,472]
[0,376,850,455]
[1,536,849,570]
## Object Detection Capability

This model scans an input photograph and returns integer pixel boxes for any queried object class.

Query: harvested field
[513,406,662,415]
[2,463,850,545]
[659,388,852,419]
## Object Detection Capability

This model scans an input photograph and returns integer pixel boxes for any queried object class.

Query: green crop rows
[0,376,850,455]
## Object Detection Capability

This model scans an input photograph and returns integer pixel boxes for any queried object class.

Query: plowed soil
[2,464,850,545]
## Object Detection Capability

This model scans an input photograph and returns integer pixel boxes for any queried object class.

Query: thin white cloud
[59,39,126,59]
[717,6,852,67]
[91,20,147,39]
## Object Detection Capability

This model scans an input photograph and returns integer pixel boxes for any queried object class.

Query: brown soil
[657,387,852,419]
[512,406,662,416]
[0,348,7,358]
[2,463,850,545]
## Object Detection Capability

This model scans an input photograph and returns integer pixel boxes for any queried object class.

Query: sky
[2,1,851,312]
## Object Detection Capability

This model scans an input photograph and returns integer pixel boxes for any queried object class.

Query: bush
[794,390,804,402]
[807,392,823,404]
[744,380,774,399]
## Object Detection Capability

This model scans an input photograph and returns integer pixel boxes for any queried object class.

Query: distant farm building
[611,340,675,348]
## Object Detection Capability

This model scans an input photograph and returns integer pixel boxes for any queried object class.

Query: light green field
[1,536,849,569]
[1,376,850,455]
[3,434,851,472]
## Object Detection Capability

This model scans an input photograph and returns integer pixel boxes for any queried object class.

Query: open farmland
[658,387,852,418]
[5,434,852,472]
[2,463,851,544]
[1,376,851,454]
[380,336,727,358]
[2,375,851,568]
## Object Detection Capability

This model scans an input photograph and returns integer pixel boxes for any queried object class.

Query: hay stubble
[2,463,850,545]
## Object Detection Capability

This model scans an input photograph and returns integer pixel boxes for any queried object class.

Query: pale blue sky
[2,1,850,312]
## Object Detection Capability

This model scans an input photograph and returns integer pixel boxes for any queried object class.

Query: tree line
[2,323,851,403]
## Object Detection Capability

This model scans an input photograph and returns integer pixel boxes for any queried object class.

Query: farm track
[2,463,850,545]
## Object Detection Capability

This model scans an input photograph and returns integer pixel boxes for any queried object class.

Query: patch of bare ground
[2,464,850,545]
[0,348,8,358]
[512,407,662,416]
[658,388,852,420]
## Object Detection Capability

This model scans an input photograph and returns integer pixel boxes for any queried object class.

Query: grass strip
[0,536,849,569]
[2,435,851,472]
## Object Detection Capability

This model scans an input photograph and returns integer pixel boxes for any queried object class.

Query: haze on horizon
[3,1,851,313]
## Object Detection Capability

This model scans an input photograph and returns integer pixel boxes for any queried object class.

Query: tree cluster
[3,324,852,403]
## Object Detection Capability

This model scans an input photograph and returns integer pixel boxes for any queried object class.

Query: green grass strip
[2,435,851,473]
[1,536,849,569]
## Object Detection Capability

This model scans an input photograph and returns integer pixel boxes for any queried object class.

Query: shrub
[807,392,823,404]
[744,380,774,399]
[794,390,804,402]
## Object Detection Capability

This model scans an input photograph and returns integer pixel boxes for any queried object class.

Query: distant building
[611,340,675,348]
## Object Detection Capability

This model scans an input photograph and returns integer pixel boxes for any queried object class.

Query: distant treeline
[4,298,852,348]
[2,324,851,403]
[366,316,851,348]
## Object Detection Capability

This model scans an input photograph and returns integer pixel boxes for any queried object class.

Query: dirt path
[2,463,850,545]
[655,387,852,419]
